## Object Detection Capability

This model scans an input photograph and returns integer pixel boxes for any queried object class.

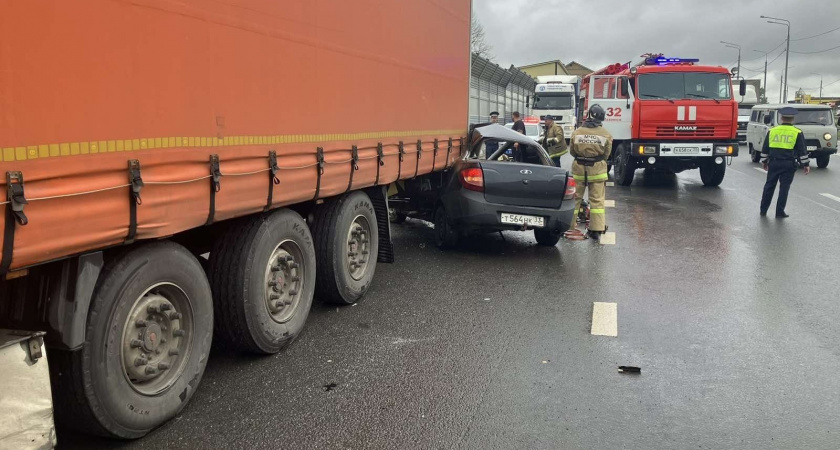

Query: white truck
[733,83,759,143]
[533,75,580,142]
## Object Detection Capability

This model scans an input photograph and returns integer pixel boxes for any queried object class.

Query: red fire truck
[580,56,745,186]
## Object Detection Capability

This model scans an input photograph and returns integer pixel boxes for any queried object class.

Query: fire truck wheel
[312,191,379,305]
[749,144,761,163]
[50,242,213,439]
[700,161,726,186]
[209,208,316,354]
[613,144,635,186]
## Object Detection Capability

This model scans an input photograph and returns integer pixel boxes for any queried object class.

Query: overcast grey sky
[473,0,840,100]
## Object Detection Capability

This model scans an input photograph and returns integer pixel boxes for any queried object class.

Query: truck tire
[817,155,830,168]
[312,191,379,305]
[613,144,635,186]
[700,161,726,186]
[534,228,562,247]
[750,144,760,163]
[49,242,213,439]
[209,208,315,354]
[434,204,459,249]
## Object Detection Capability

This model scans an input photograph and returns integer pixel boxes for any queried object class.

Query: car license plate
[500,213,545,228]
[674,147,698,154]
[807,145,818,151]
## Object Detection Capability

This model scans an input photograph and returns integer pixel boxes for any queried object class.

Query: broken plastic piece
[618,366,641,374]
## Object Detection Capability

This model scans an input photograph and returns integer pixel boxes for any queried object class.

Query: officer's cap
[489,111,499,117]
[779,107,799,117]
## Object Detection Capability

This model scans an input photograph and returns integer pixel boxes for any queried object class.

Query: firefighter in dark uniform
[759,107,811,218]
[485,111,500,159]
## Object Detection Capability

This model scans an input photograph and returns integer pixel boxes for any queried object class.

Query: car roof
[755,104,832,110]
[473,124,541,146]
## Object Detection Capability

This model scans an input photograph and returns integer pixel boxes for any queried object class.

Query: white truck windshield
[638,73,732,100]
[533,93,574,110]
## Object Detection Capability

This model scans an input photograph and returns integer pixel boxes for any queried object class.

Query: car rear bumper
[442,189,575,234]
[809,148,837,157]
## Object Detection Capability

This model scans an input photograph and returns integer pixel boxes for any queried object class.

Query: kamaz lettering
[675,126,697,131]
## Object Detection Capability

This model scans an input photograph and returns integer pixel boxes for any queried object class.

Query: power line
[791,25,840,41]
[790,43,840,54]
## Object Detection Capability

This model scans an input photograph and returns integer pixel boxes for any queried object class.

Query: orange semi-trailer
[0,0,470,440]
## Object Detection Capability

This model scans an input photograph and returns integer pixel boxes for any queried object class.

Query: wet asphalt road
[63,151,840,449]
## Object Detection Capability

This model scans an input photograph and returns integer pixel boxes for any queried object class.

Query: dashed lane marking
[820,193,840,203]
[606,181,615,187]
[591,302,618,337]
[605,200,615,208]
[599,231,616,245]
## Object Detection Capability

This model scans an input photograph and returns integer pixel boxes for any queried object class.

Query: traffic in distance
[1,1,839,448]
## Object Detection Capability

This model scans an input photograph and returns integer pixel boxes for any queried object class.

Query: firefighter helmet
[588,104,606,122]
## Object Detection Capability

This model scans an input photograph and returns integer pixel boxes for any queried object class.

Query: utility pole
[762,16,791,103]
[812,72,823,100]
[754,50,769,103]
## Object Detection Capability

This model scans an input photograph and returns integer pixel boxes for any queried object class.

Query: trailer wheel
[700,161,726,186]
[534,228,562,247]
[312,191,379,305]
[613,144,635,186]
[816,155,830,168]
[749,144,761,163]
[209,209,315,354]
[49,242,213,439]
[434,204,459,249]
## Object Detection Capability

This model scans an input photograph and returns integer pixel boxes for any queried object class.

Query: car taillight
[564,177,576,200]
[459,167,484,192]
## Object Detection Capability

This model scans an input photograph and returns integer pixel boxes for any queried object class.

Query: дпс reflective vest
[768,124,800,151]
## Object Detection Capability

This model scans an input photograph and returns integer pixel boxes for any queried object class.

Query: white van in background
[747,104,837,167]
[732,83,758,143]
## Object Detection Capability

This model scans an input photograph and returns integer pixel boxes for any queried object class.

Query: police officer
[759,107,811,218]
[569,104,612,240]
[485,111,500,159]
[541,116,567,167]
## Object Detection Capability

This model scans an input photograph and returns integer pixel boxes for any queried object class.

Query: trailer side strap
[346,145,359,192]
[432,139,439,171]
[414,140,422,178]
[206,154,221,225]
[446,138,453,169]
[397,141,404,181]
[1,171,28,275]
[314,147,325,200]
[375,143,384,185]
[265,150,280,211]
[126,160,144,244]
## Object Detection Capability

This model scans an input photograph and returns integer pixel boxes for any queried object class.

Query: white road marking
[606,181,615,187]
[820,193,840,203]
[754,167,767,173]
[591,302,618,337]
[599,231,616,245]
[605,200,616,208]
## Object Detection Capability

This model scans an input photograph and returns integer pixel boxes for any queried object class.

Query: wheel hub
[264,242,304,323]
[121,289,190,394]
[346,216,371,281]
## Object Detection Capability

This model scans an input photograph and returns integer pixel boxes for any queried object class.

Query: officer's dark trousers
[760,159,796,215]
[551,156,562,168]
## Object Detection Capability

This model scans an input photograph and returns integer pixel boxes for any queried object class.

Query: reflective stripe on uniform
[590,208,605,214]
[573,173,609,182]
[768,125,801,150]
[549,149,569,158]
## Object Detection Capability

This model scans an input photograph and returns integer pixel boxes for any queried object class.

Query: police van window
[593,77,616,99]
[750,110,758,122]
[793,109,834,126]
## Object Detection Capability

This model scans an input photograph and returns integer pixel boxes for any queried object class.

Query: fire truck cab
[581,56,744,187]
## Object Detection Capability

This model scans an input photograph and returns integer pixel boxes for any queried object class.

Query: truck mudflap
[0,330,56,450]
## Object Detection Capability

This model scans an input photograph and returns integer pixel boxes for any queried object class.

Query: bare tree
[471,16,494,60]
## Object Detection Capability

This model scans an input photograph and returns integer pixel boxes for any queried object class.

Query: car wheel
[750,144,761,163]
[50,242,213,438]
[209,208,315,354]
[434,204,458,249]
[700,161,726,186]
[817,155,830,168]
[613,144,635,186]
[534,228,561,247]
[312,191,379,305]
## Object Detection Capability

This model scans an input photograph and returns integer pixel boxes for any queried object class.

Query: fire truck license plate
[674,147,698,154]
[501,213,545,228]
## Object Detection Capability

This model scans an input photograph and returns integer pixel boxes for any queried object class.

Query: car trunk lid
[480,161,567,209]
